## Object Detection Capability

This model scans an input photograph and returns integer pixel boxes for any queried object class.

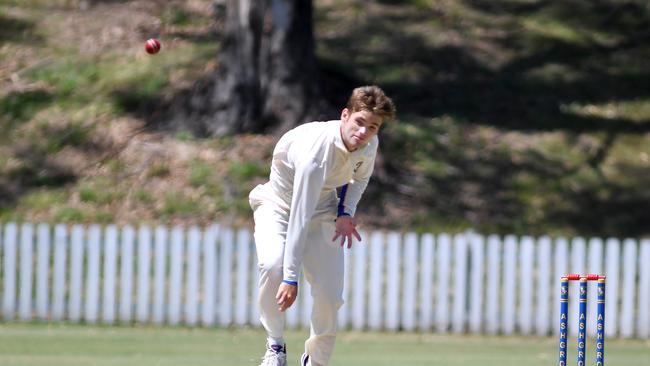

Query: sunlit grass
[0,323,648,366]
[521,16,591,45]
[561,99,650,123]
[22,42,216,115]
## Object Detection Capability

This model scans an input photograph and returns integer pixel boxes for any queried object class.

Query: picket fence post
[2,221,650,339]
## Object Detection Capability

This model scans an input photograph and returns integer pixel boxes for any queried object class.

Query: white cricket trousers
[253,203,344,366]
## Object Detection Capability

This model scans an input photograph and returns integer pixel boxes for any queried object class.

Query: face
[340,108,383,151]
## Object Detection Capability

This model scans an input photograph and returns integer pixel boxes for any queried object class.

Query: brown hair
[346,85,396,122]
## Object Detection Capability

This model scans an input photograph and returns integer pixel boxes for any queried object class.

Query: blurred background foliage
[0,0,648,237]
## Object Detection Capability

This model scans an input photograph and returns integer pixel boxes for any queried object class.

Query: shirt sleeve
[340,138,378,216]
[283,158,327,283]
[341,153,375,216]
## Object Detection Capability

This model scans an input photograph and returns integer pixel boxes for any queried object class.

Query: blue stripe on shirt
[337,184,349,217]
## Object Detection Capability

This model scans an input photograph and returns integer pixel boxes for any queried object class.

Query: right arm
[276,158,327,311]
[282,159,326,284]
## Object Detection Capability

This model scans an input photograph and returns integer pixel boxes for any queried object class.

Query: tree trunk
[196,0,322,136]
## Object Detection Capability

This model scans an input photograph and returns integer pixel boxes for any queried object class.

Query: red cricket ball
[145,38,161,54]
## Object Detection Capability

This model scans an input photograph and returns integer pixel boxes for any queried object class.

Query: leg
[253,203,289,343]
[302,220,345,366]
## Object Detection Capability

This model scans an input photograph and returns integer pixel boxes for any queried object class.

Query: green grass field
[0,323,648,366]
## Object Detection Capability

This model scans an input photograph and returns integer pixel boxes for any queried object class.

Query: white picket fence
[1,222,649,339]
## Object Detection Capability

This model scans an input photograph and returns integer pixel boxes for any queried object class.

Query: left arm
[333,146,377,247]
[339,149,376,217]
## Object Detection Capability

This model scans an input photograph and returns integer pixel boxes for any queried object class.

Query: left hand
[332,215,362,249]
[276,282,298,312]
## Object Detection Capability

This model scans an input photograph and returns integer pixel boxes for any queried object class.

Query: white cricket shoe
[259,343,287,366]
[300,353,310,366]
[300,353,323,366]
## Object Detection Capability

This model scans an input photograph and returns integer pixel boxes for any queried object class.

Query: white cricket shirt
[249,120,378,283]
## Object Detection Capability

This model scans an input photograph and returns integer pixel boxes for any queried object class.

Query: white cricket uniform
[249,120,377,365]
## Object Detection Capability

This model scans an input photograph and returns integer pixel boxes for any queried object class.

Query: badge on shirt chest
[353,162,363,173]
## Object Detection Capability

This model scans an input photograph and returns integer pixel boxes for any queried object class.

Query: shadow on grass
[316,0,650,236]
[0,157,76,214]
[0,90,54,127]
[1,107,98,214]
[130,0,649,236]
[0,13,43,43]
[111,88,160,117]
[318,0,650,134]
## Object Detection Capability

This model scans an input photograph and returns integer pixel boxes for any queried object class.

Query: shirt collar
[333,120,349,153]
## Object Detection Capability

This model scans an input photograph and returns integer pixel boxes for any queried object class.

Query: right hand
[332,215,362,249]
[276,282,298,312]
